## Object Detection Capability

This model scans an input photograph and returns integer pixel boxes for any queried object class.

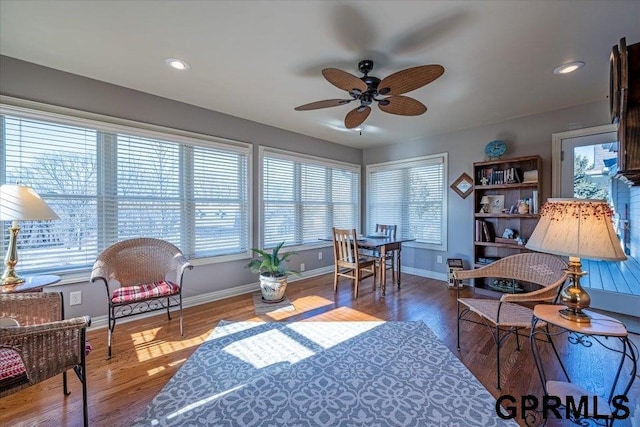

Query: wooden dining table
[321,235,416,295]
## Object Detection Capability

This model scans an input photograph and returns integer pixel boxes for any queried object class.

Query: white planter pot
[259,274,288,302]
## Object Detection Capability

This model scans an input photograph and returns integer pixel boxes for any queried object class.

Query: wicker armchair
[90,238,193,358]
[454,252,568,390]
[0,292,91,426]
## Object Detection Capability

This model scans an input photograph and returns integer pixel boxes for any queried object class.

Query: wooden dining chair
[375,224,398,283]
[331,227,377,298]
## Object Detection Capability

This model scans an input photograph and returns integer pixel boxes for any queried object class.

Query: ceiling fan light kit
[295,60,444,129]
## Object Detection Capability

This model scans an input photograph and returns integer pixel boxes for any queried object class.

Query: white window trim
[366,153,448,251]
[0,96,254,277]
[258,146,361,252]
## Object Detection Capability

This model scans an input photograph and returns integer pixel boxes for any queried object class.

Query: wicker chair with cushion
[0,292,91,426]
[454,252,568,390]
[332,227,377,298]
[90,238,193,358]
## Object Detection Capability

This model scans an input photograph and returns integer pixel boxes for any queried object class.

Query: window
[261,148,360,248]
[0,103,250,275]
[367,154,447,250]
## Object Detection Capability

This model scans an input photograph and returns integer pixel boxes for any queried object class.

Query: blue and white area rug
[133,321,515,426]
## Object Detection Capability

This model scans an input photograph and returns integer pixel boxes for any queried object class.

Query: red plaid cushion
[0,347,28,390]
[111,280,180,304]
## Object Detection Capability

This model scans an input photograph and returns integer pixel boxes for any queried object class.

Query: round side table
[2,275,61,293]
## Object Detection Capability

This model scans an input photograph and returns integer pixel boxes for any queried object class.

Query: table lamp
[0,184,59,288]
[480,196,491,213]
[526,198,627,323]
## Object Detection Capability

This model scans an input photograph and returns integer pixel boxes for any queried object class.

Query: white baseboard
[88,265,334,330]
[401,266,448,283]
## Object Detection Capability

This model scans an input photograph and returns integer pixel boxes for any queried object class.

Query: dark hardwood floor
[2,273,638,426]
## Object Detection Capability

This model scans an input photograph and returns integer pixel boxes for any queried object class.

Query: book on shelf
[475,220,483,241]
[481,221,494,242]
[477,166,522,185]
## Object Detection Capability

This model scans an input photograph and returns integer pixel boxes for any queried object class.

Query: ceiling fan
[295,59,445,129]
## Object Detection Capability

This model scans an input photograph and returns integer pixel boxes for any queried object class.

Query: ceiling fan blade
[378,96,427,116]
[344,106,371,129]
[377,65,445,96]
[322,68,368,93]
[295,99,352,111]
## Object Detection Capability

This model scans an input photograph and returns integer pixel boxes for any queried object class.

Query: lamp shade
[480,196,490,204]
[0,184,59,221]
[525,198,627,261]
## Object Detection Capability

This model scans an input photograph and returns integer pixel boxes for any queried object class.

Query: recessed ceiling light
[165,58,191,71]
[553,61,585,75]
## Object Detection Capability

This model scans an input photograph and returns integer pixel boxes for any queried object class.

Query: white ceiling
[1,1,639,149]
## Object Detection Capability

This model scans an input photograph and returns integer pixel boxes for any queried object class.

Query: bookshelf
[472,155,542,292]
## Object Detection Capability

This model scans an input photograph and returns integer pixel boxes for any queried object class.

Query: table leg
[397,246,401,289]
[530,317,548,392]
[380,246,387,296]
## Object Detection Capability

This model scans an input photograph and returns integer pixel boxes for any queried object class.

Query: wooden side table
[1,274,60,293]
[530,304,637,424]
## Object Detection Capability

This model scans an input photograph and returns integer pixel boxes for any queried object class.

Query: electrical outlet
[70,291,82,306]
[300,263,305,272]
[318,252,323,260]
[436,256,443,264]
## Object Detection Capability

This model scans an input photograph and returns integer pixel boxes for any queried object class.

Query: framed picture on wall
[451,173,474,199]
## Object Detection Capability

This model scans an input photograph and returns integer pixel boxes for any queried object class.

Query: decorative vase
[259,274,288,302]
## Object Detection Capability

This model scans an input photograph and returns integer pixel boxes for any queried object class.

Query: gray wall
[362,101,610,275]
[0,55,357,320]
[0,55,611,322]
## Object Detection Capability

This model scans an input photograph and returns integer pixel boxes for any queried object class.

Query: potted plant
[247,241,298,303]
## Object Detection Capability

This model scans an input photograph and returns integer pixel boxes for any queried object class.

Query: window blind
[261,149,360,248]
[0,107,251,275]
[2,115,99,272]
[367,154,447,250]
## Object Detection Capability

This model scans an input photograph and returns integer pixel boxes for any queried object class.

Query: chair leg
[391,253,396,284]
[515,328,521,351]
[354,271,360,298]
[495,325,502,390]
[107,308,116,359]
[79,346,89,427]
[457,306,461,351]
[372,264,377,291]
[179,295,184,337]
[166,297,172,320]
[333,269,339,293]
[63,371,69,395]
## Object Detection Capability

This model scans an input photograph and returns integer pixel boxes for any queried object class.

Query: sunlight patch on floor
[162,384,246,422]
[133,330,212,362]
[264,295,334,320]
[302,305,382,321]
[287,321,383,349]
[223,329,315,368]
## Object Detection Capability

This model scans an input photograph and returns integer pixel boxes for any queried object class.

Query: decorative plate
[485,140,507,159]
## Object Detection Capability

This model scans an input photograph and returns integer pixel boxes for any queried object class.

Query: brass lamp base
[0,271,24,293]
[559,256,591,324]
[559,307,591,323]
[2,221,24,290]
